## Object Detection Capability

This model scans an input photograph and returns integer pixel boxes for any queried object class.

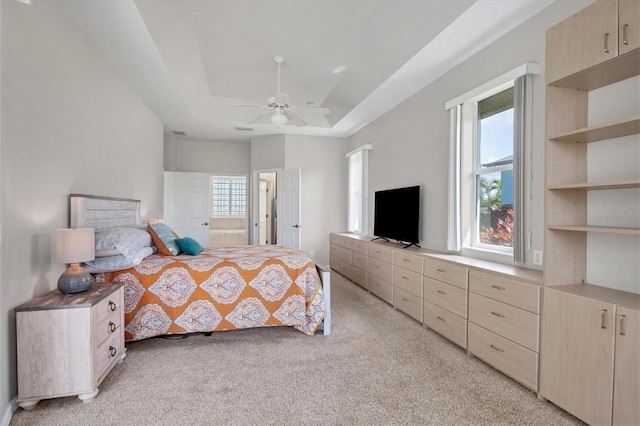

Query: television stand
[371,237,389,243]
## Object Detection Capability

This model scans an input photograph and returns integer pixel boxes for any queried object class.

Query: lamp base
[58,263,92,294]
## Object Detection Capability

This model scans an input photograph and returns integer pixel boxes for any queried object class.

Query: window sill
[459,246,516,266]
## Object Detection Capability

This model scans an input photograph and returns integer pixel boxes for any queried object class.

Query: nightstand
[16,282,126,410]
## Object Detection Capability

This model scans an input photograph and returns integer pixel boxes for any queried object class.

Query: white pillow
[84,246,153,273]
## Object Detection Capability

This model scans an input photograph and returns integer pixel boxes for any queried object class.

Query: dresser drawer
[393,287,422,322]
[367,257,393,282]
[330,244,340,269]
[393,251,423,274]
[367,244,393,263]
[338,235,353,249]
[95,328,122,383]
[423,277,467,319]
[423,300,467,349]
[392,267,423,298]
[352,267,367,288]
[339,261,352,280]
[468,323,538,391]
[352,251,367,271]
[330,233,340,245]
[367,274,393,304]
[423,258,467,289]
[352,239,368,254]
[338,246,352,264]
[468,293,539,352]
[468,270,540,314]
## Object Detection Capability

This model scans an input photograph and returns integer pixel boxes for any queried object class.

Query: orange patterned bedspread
[107,245,325,341]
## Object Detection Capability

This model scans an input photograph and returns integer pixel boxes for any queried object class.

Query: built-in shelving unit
[548,116,640,143]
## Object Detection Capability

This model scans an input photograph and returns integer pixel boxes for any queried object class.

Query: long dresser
[330,232,542,392]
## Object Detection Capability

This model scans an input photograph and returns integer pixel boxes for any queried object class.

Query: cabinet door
[619,0,640,54]
[540,288,616,426]
[613,306,639,426]
[546,0,618,84]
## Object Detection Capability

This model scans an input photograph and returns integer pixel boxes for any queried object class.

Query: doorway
[258,172,276,245]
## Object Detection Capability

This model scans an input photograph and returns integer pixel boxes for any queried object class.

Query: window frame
[346,144,372,235]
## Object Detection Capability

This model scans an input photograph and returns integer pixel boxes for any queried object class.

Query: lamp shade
[271,110,287,126]
[53,228,95,264]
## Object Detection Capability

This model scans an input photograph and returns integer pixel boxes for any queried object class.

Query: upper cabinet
[546,0,639,85]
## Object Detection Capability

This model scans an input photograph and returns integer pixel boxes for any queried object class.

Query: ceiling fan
[230,56,330,127]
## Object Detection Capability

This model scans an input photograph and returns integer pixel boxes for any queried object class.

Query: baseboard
[1,397,17,426]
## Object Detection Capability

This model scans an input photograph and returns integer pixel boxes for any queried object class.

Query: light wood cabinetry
[541,1,639,424]
[540,285,639,426]
[468,270,540,391]
[16,283,126,410]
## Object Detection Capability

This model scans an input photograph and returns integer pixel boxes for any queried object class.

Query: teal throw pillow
[175,237,204,256]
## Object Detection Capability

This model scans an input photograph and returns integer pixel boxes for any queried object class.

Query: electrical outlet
[533,250,543,266]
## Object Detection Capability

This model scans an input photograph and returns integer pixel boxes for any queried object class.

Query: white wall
[284,135,348,265]
[0,0,164,421]
[250,134,285,171]
[348,0,591,269]
[164,135,251,174]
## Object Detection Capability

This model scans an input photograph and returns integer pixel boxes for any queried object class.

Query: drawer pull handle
[491,311,505,318]
[490,344,504,353]
[622,24,629,45]
[601,309,608,329]
[109,321,116,333]
[619,314,626,336]
[402,258,410,262]
[109,301,117,311]
[437,290,447,295]
[437,268,446,273]
[437,316,446,322]
[402,297,409,302]
[402,276,410,280]
[604,32,610,53]
[491,285,505,291]
[109,346,117,357]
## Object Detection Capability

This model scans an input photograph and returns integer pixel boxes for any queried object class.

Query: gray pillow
[84,246,153,273]
[94,227,152,263]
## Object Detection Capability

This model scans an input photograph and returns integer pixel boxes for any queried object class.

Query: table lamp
[53,228,95,294]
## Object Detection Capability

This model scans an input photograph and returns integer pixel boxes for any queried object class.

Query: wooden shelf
[545,283,640,311]
[548,180,640,190]
[549,116,640,143]
[548,48,640,91]
[548,225,640,235]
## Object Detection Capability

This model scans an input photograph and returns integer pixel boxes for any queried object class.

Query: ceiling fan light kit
[229,55,329,127]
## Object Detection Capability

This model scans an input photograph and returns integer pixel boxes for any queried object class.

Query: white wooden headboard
[70,194,140,229]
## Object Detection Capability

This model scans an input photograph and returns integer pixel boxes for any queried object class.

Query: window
[446,63,537,263]
[211,176,247,217]
[347,145,372,234]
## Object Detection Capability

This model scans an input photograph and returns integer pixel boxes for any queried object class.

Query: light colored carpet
[11,272,582,425]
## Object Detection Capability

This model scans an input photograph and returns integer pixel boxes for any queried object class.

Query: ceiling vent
[234,126,254,131]
[172,130,187,136]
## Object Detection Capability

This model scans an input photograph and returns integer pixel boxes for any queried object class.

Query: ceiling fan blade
[289,105,330,115]
[227,103,267,108]
[284,111,307,127]
[248,110,273,124]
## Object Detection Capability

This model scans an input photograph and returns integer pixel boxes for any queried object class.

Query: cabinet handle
[109,321,116,333]
[491,311,505,318]
[402,276,410,280]
[604,32,610,53]
[437,316,446,322]
[622,24,629,45]
[437,290,447,295]
[619,314,626,336]
[402,258,410,262]
[109,301,116,311]
[109,346,117,357]
[490,344,504,353]
[601,309,608,329]
[491,285,505,291]
[437,268,446,273]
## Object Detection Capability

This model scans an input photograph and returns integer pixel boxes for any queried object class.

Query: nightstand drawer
[423,300,467,349]
[393,251,423,274]
[423,259,467,289]
[352,239,368,254]
[423,277,467,319]
[469,269,540,314]
[352,251,367,270]
[393,287,422,322]
[96,288,122,324]
[392,267,423,297]
[468,323,538,391]
[367,257,392,282]
[367,273,393,304]
[95,328,122,382]
[96,311,122,347]
[469,292,539,352]
[367,244,393,263]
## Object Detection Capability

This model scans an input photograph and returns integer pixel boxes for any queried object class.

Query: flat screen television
[373,185,420,248]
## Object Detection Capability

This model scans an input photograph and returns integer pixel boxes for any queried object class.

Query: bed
[70,194,331,341]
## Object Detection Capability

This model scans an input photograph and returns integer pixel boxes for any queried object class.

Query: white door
[277,169,301,249]
[164,172,210,247]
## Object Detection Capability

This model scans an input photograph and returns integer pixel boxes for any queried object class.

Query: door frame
[251,168,281,245]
